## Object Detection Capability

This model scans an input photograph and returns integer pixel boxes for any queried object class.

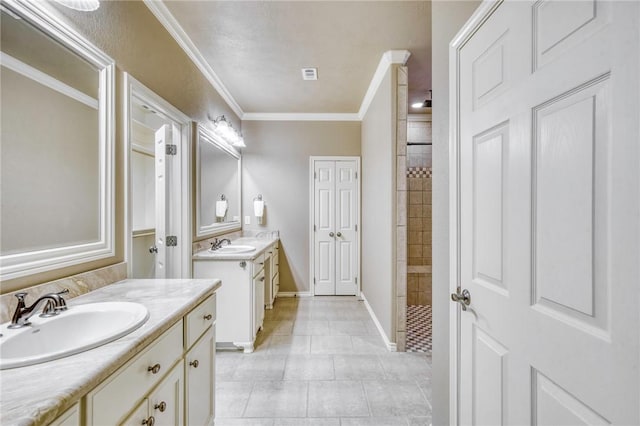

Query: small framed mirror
[0,0,115,281]
[195,123,241,239]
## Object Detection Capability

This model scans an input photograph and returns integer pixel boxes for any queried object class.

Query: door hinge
[166,144,177,155]
[314,224,316,232]
[313,277,316,285]
[314,171,317,179]
[355,172,358,179]
[355,277,358,284]
[355,224,358,232]
[166,236,178,246]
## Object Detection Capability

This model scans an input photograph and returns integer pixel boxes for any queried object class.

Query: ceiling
[157,1,431,117]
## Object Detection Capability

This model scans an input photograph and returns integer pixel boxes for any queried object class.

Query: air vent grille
[301,68,318,81]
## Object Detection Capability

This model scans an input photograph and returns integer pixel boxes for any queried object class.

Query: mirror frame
[195,123,242,239]
[0,0,115,281]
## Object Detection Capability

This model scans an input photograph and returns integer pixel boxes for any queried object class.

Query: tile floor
[406,305,432,353]
[215,296,433,426]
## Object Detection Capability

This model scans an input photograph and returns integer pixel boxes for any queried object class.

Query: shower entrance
[406,115,432,353]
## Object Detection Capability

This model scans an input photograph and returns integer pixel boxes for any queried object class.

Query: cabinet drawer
[86,320,183,425]
[185,293,216,350]
[252,253,265,277]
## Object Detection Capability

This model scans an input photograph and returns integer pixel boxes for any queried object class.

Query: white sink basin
[211,245,256,254]
[0,301,149,370]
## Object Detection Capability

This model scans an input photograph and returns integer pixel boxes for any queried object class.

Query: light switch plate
[245,216,251,225]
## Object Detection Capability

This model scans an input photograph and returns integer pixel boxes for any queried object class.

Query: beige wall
[432,1,480,424]
[2,1,240,292]
[361,67,396,340]
[241,121,361,294]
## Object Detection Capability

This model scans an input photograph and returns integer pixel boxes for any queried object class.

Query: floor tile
[378,353,431,380]
[363,380,430,417]
[310,335,353,354]
[283,354,334,380]
[215,419,275,426]
[408,416,432,426]
[232,355,286,381]
[329,320,369,336]
[274,418,340,425]
[307,380,369,417]
[262,320,294,335]
[216,381,254,418]
[216,351,243,380]
[340,417,410,426]
[293,320,331,336]
[351,335,388,354]
[267,335,311,355]
[244,381,308,418]
[333,355,385,380]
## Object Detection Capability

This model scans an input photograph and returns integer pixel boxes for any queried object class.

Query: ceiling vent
[301,68,318,81]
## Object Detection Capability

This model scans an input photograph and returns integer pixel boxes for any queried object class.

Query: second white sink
[0,301,149,370]
[212,245,256,254]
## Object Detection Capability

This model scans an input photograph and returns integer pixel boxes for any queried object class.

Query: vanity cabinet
[193,241,278,353]
[83,293,216,426]
[49,403,80,426]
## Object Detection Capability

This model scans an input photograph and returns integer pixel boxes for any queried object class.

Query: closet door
[313,158,359,296]
[314,161,336,296]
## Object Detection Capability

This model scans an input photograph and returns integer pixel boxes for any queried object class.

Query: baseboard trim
[360,292,397,352]
[277,292,313,298]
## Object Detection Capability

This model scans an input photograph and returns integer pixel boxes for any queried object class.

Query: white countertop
[0,278,221,426]
[192,236,279,261]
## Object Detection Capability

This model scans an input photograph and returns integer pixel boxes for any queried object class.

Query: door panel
[335,160,357,295]
[456,1,639,425]
[314,161,336,295]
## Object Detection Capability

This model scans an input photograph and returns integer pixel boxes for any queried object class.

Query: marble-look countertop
[0,278,221,426]
[192,236,279,261]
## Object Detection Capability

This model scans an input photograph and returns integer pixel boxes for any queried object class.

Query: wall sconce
[212,115,246,148]
[253,194,265,225]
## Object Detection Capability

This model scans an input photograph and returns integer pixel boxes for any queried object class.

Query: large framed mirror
[0,0,115,281]
[195,124,241,239]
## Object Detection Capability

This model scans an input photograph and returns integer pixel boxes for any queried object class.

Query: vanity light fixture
[52,0,100,11]
[411,89,432,109]
[212,115,245,148]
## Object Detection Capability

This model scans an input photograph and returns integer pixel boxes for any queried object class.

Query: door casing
[309,156,361,296]
[124,74,192,279]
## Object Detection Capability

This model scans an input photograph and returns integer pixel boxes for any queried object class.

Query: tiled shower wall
[407,118,432,306]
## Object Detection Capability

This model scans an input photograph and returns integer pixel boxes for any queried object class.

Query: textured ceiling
[163,1,431,114]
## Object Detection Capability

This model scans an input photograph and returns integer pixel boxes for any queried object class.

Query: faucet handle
[56,289,70,296]
[14,292,28,304]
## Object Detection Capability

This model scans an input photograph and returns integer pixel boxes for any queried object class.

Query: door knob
[336,232,342,237]
[451,288,471,311]
[149,246,158,254]
[329,232,335,237]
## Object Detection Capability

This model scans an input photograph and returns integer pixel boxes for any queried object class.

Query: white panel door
[334,160,358,295]
[154,125,170,279]
[454,1,639,425]
[313,159,359,296]
[314,160,336,295]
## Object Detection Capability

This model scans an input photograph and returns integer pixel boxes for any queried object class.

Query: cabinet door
[253,271,265,335]
[50,403,80,426]
[149,360,184,426]
[185,327,215,426]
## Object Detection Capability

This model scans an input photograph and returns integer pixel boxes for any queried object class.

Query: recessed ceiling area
[159,1,431,115]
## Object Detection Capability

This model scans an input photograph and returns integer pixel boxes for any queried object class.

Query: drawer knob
[142,416,155,426]
[203,313,213,320]
[190,359,199,368]
[260,277,265,282]
[154,401,167,412]
[147,363,161,374]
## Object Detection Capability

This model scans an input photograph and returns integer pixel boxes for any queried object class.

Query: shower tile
[409,191,422,205]
[408,231,422,245]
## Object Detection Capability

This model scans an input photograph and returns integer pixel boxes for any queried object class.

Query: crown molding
[143,0,244,119]
[357,49,411,120]
[242,112,361,122]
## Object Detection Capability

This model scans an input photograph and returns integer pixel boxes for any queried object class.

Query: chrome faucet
[209,238,232,251]
[9,289,69,329]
